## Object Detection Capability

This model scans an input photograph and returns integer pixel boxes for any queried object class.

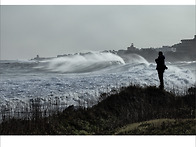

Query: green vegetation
[0,85,195,135]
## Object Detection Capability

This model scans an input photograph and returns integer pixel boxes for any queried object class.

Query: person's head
[158,51,163,56]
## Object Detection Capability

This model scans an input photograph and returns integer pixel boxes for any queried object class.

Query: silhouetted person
[155,51,168,89]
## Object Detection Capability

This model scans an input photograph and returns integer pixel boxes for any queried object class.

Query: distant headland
[33,35,196,62]
[117,35,196,62]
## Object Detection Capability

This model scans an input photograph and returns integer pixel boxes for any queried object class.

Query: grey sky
[1,5,195,60]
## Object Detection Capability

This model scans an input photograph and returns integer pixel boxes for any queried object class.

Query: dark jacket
[155,55,167,71]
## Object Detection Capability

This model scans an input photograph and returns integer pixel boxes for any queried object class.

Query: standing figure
[155,51,168,89]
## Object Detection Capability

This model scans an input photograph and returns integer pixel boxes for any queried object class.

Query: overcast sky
[1,5,195,60]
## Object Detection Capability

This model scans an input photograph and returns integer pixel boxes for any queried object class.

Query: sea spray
[39,52,125,73]
[121,53,149,65]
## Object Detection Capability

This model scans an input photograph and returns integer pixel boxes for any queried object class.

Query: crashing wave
[36,52,125,73]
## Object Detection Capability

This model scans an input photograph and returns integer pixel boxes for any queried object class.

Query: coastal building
[127,43,138,51]
[172,35,196,53]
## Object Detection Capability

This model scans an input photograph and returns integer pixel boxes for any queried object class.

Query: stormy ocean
[0,52,195,120]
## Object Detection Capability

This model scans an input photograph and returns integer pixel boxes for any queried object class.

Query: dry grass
[115,118,196,135]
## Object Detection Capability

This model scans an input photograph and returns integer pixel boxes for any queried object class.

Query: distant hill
[117,35,196,62]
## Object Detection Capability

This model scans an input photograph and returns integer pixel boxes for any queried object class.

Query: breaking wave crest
[122,53,149,65]
[37,52,126,73]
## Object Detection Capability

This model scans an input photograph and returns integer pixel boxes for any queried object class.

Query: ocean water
[0,52,195,118]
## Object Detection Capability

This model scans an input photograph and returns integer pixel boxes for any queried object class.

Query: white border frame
[0,0,195,5]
